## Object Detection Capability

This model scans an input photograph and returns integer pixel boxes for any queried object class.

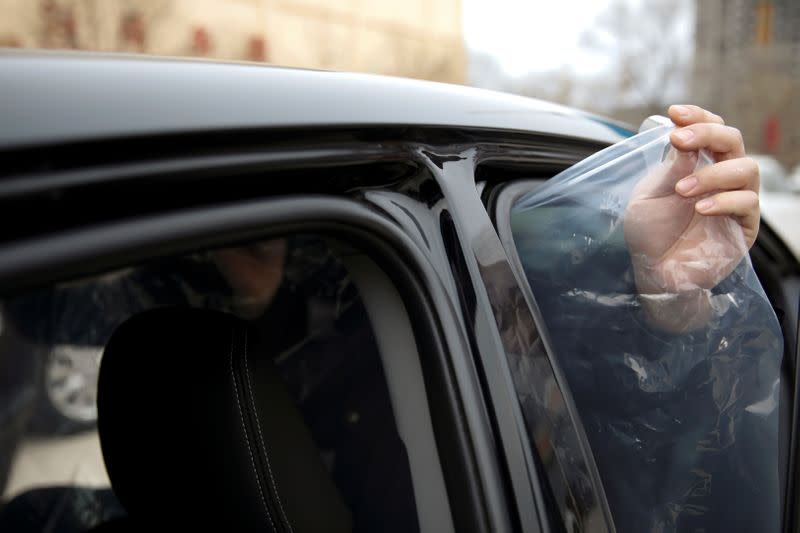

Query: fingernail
[674,129,694,142]
[676,176,698,194]
[673,105,690,119]
[696,198,714,211]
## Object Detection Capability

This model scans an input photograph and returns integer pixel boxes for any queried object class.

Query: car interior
[0,234,454,533]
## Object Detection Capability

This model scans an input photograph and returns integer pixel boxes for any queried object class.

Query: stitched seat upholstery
[96,307,352,532]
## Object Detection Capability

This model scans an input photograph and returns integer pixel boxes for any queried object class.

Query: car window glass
[0,235,421,533]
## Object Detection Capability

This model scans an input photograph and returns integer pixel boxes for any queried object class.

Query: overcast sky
[462,0,610,76]
[461,0,694,79]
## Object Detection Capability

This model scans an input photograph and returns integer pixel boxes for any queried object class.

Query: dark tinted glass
[0,235,418,532]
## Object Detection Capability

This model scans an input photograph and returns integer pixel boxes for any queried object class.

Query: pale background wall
[0,0,466,84]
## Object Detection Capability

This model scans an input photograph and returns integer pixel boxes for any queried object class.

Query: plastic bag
[510,123,783,532]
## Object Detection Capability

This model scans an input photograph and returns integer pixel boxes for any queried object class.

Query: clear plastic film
[510,124,783,532]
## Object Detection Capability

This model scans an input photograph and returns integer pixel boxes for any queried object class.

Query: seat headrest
[97,307,352,532]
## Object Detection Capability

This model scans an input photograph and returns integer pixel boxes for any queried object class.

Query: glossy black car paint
[1,51,797,533]
[0,135,611,533]
[0,51,625,150]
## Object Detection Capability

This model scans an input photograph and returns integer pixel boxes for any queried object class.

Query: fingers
[668,105,724,126]
[631,147,699,199]
[675,157,759,197]
[694,189,760,246]
[670,123,746,160]
[668,105,746,161]
[695,189,759,225]
[662,147,699,183]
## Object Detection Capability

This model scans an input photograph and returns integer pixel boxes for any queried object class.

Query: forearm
[630,252,718,333]
[636,287,713,334]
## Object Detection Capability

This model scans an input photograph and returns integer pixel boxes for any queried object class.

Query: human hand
[624,105,759,330]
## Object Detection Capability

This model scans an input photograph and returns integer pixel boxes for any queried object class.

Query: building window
[246,35,267,62]
[755,0,774,45]
[119,12,146,53]
[192,26,212,56]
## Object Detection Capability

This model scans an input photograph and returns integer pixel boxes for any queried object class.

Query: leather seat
[96,307,352,532]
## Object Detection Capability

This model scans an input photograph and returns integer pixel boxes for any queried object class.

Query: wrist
[637,287,713,334]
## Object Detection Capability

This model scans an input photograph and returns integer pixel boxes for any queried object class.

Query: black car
[0,50,798,533]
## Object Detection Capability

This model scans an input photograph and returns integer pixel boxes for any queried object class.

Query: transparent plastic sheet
[510,124,783,532]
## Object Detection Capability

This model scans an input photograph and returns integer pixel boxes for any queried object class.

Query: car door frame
[0,123,623,533]
[426,136,618,533]
[0,137,523,533]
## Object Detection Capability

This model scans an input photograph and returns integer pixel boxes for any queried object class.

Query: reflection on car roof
[0,50,628,150]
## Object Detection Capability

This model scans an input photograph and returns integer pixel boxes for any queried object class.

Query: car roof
[0,49,632,150]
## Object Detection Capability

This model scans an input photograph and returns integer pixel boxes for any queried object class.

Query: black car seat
[95,307,352,532]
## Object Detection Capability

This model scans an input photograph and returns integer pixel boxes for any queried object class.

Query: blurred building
[693,0,800,168]
[0,0,465,84]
